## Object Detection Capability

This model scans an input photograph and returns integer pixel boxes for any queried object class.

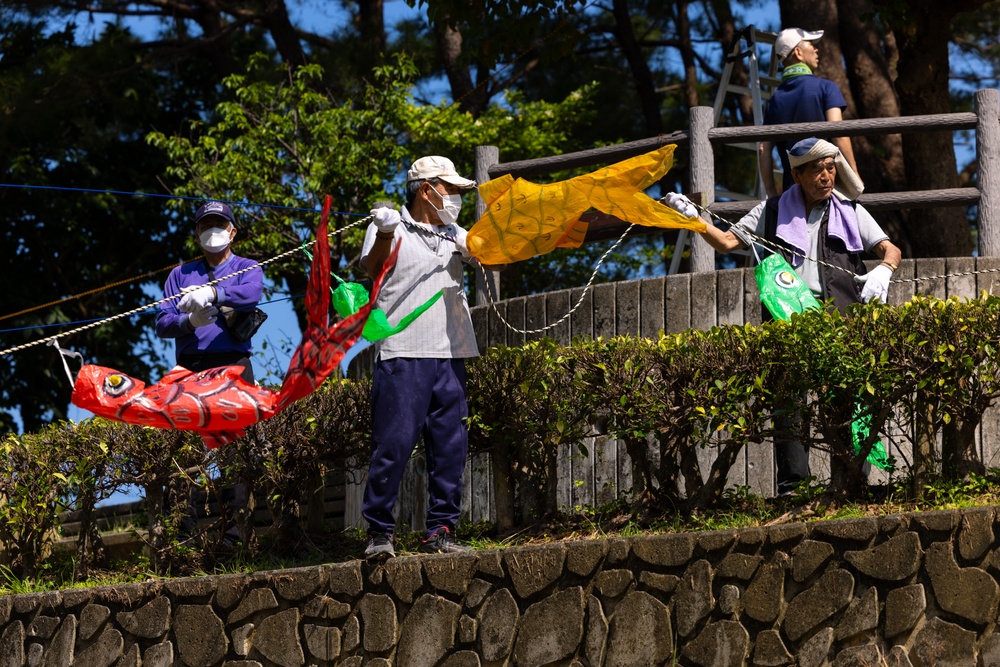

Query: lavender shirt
[155,254,263,360]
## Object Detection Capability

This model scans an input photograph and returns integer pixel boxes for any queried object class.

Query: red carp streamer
[72,196,397,448]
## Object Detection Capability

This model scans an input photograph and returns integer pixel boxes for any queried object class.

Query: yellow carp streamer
[467,144,706,264]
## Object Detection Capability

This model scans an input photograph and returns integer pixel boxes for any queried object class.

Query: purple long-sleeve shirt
[155,254,263,361]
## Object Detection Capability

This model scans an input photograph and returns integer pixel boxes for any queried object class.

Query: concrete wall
[4,506,1000,665]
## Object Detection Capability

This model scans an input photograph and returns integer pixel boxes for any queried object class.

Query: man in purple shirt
[155,200,263,547]
[156,201,263,383]
[759,28,861,198]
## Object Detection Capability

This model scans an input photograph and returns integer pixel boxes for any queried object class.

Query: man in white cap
[358,155,483,559]
[759,27,860,198]
[668,137,901,496]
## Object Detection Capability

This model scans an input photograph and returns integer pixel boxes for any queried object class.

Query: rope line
[8,193,997,357]
[0,215,371,358]
[0,259,200,323]
[693,201,996,286]
[0,188,369,322]
[0,292,305,335]
[385,217,638,337]
[480,224,636,336]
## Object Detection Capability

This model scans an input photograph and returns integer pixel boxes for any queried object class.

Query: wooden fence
[343,89,1000,531]
[342,256,1000,529]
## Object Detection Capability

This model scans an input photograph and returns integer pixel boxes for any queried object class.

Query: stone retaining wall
[3,506,1000,666]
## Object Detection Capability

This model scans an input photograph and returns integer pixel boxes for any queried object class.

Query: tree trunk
[912,394,936,499]
[612,0,665,135]
[257,0,308,67]
[836,0,909,253]
[886,0,984,257]
[357,0,387,67]
[432,17,488,115]
[491,447,516,533]
[675,0,701,112]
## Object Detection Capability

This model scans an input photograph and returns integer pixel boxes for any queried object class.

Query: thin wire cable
[0,183,336,214]
[0,259,200,323]
[0,215,371,358]
[692,200,997,285]
[480,224,637,335]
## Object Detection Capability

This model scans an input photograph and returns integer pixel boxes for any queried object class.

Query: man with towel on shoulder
[668,137,902,496]
[690,136,901,310]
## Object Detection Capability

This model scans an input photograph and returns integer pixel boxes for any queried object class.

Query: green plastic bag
[754,253,821,321]
[850,405,893,471]
[362,290,444,342]
[754,252,891,470]
[332,281,371,320]
[331,276,444,342]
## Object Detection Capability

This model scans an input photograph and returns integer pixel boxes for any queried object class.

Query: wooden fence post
[475,145,501,305]
[689,106,716,273]
[977,88,1000,258]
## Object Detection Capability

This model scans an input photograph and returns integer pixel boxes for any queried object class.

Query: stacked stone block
[3,506,1000,665]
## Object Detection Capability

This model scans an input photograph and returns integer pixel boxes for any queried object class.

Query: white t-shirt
[360,206,479,360]
[732,197,888,297]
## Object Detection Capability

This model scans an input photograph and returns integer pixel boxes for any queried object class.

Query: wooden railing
[474,87,1000,285]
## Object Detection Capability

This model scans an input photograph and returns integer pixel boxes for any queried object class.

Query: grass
[4,470,1000,595]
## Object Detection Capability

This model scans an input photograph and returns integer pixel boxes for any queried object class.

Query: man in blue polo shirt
[759,28,861,198]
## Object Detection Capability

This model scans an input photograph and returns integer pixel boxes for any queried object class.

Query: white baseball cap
[775,28,824,61]
[406,156,476,190]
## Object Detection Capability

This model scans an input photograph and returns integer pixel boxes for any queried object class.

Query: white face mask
[429,187,463,225]
[199,227,232,253]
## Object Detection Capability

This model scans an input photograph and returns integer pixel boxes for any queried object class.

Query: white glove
[178,285,216,313]
[454,233,471,259]
[188,304,219,328]
[371,207,401,233]
[853,264,893,303]
[665,192,699,219]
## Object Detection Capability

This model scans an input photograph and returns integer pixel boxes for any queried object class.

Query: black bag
[206,265,267,342]
[221,306,268,342]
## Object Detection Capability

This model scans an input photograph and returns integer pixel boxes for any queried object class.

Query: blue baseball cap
[194,201,234,225]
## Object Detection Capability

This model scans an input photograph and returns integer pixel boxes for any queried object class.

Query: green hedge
[3,294,1000,578]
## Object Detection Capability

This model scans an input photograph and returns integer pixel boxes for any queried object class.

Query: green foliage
[0,425,75,578]
[149,53,605,312]
[397,85,598,164]
[8,293,1000,577]
[148,54,419,325]
[467,338,591,529]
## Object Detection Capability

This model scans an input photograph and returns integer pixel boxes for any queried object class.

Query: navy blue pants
[362,357,469,536]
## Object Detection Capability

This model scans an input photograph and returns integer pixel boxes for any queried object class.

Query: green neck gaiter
[781,62,813,82]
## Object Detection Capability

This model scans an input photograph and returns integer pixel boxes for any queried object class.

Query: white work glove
[178,285,216,313]
[454,233,471,259]
[371,207,401,233]
[188,304,219,329]
[853,264,893,303]
[664,192,699,219]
